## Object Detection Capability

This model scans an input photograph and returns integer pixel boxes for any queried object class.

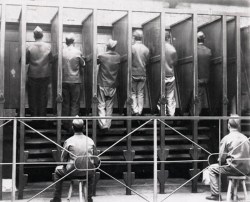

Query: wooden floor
[1,179,250,202]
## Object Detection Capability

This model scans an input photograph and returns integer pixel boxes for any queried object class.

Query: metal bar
[153,119,157,202]
[236,15,242,116]
[11,119,17,202]
[218,119,221,200]
[222,15,228,136]
[0,115,248,121]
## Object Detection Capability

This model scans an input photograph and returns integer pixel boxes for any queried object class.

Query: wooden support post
[92,8,97,143]
[0,2,6,200]
[222,15,228,136]
[124,9,133,195]
[236,15,241,116]
[190,12,198,193]
[159,10,168,194]
[51,6,63,152]
[18,2,27,199]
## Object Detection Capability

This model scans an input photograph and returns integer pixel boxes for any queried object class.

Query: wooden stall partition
[171,17,193,114]
[143,15,161,114]
[241,25,250,114]
[82,12,94,115]
[199,17,223,116]
[18,3,27,199]
[227,18,237,115]
[112,14,128,114]
[51,6,63,155]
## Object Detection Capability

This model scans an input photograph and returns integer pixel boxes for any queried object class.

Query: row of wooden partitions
[0,1,249,200]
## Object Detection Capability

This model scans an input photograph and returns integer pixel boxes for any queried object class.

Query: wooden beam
[222,15,228,136]
[18,2,27,199]
[193,13,198,116]
[236,15,241,115]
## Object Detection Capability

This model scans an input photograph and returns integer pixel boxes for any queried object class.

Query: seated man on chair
[50,116,98,202]
[206,115,250,201]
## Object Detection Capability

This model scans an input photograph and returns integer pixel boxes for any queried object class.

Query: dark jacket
[26,40,53,78]
[132,41,150,77]
[197,43,212,83]
[97,50,121,88]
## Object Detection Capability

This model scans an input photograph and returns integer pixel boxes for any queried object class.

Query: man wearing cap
[191,31,212,116]
[62,33,85,130]
[131,29,150,116]
[206,115,250,201]
[157,30,177,116]
[97,39,121,131]
[26,26,53,116]
[50,116,98,202]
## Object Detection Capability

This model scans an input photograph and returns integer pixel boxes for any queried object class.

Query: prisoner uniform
[97,50,121,129]
[131,41,150,115]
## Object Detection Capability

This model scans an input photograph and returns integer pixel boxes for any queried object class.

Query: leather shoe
[206,195,222,201]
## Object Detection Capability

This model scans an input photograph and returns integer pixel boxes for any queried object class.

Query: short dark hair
[34,32,43,40]
[228,115,240,129]
[72,124,84,132]
[66,38,74,46]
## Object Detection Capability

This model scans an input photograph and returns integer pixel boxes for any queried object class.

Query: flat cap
[107,39,117,49]
[33,26,43,34]
[72,115,84,128]
[197,31,205,40]
[133,29,143,39]
[66,33,75,41]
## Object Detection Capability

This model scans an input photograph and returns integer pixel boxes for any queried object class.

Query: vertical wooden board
[4,42,20,108]
[227,19,237,113]
[143,16,161,113]
[199,18,222,115]
[171,18,193,113]
[82,13,93,114]
[241,26,250,112]
[51,11,60,113]
[112,15,128,113]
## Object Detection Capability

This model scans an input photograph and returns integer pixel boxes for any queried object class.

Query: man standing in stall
[131,29,150,116]
[26,26,53,117]
[157,30,177,116]
[62,33,85,131]
[192,31,212,116]
[97,39,121,132]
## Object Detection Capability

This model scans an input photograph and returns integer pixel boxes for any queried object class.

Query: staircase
[22,114,212,181]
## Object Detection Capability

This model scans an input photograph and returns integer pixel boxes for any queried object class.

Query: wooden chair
[67,178,87,202]
[227,176,248,202]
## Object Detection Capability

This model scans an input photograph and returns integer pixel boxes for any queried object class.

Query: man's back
[197,43,211,82]
[165,42,177,77]
[26,41,52,78]
[97,50,121,87]
[62,134,95,171]
[220,130,250,174]
[132,41,150,77]
[62,46,84,83]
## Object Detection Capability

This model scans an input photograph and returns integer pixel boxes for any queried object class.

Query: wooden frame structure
[0,0,249,199]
